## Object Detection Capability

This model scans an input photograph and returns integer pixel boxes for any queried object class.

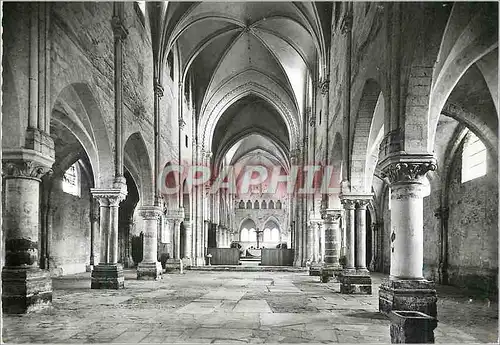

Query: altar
[246,248,262,257]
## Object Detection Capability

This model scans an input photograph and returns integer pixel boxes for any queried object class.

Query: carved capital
[111,16,128,40]
[382,161,436,184]
[165,207,185,221]
[309,116,316,127]
[340,13,353,34]
[318,78,330,95]
[138,206,162,220]
[154,79,164,98]
[434,207,449,220]
[340,198,356,210]
[178,118,186,130]
[3,160,52,181]
[321,209,342,223]
[91,188,127,207]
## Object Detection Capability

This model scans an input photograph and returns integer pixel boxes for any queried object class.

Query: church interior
[1,1,498,343]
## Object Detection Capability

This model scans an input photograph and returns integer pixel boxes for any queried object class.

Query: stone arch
[124,132,155,205]
[427,3,498,152]
[200,70,301,151]
[51,83,113,187]
[350,79,384,193]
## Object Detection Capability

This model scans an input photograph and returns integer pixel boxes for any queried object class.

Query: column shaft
[356,202,368,270]
[3,155,54,314]
[174,221,181,260]
[137,206,162,280]
[109,205,119,264]
[344,202,356,270]
[306,223,314,264]
[184,221,192,259]
[390,182,425,279]
[321,210,341,269]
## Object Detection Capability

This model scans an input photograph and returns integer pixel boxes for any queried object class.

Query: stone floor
[2,270,498,343]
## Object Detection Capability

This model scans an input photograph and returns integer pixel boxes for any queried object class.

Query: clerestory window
[461,130,487,183]
[62,162,81,197]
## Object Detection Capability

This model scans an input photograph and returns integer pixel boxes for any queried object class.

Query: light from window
[241,228,249,242]
[271,228,279,242]
[263,228,271,242]
[62,163,80,197]
[249,228,257,242]
[462,131,487,183]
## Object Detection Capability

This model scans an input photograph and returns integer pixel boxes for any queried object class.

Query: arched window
[254,200,260,209]
[261,200,267,209]
[276,200,282,209]
[240,228,249,242]
[62,162,81,197]
[263,228,271,242]
[246,200,252,209]
[269,200,275,209]
[271,228,280,242]
[462,130,487,183]
[249,228,257,242]
[239,200,245,209]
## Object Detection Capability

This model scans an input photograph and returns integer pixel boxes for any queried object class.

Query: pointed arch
[124,132,154,205]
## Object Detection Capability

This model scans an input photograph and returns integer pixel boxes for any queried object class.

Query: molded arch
[124,132,155,205]
[350,79,384,193]
[51,83,114,187]
[200,70,301,151]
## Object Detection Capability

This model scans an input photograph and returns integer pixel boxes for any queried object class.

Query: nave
[2,270,497,343]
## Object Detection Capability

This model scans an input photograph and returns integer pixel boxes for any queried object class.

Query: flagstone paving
[2,270,497,343]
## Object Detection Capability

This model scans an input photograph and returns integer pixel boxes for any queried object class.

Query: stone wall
[50,173,92,276]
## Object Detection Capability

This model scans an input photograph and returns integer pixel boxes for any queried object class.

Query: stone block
[319,267,341,283]
[339,270,372,294]
[309,264,322,276]
[165,258,184,273]
[137,261,162,280]
[2,267,52,314]
[389,310,437,343]
[91,263,124,289]
[379,279,437,318]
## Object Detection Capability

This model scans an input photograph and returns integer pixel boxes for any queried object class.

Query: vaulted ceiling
[147,2,332,173]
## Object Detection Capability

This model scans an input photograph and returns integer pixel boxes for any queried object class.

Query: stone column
[312,221,319,264]
[203,220,209,256]
[339,195,372,294]
[183,220,192,265]
[137,206,162,280]
[319,222,325,264]
[378,156,438,317]
[341,199,356,271]
[306,222,314,265]
[89,199,100,269]
[320,209,342,276]
[174,219,181,260]
[2,154,54,314]
[91,188,127,289]
[355,200,369,272]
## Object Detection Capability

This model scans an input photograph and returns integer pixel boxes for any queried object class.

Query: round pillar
[137,206,162,280]
[342,200,356,270]
[356,201,369,271]
[390,182,426,279]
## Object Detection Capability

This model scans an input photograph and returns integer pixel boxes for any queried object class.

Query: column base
[319,264,342,283]
[309,263,322,276]
[194,257,205,266]
[182,257,192,268]
[137,261,162,280]
[91,263,124,289]
[164,259,184,273]
[339,269,372,294]
[379,278,437,318]
[2,267,52,314]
